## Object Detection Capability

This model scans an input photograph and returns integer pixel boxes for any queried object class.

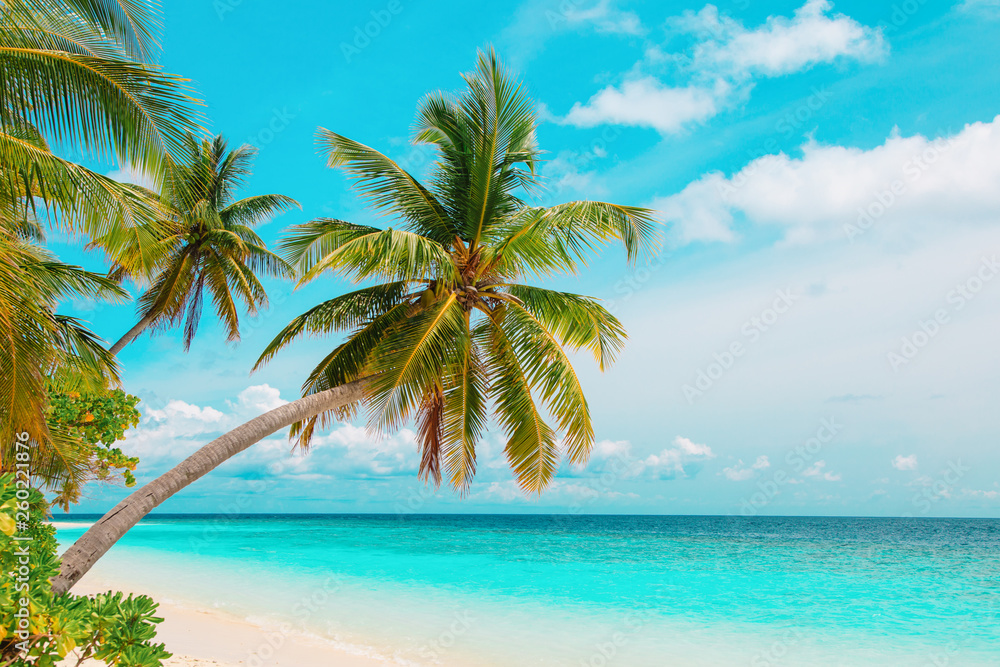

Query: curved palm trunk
[108,312,157,356]
[51,377,370,595]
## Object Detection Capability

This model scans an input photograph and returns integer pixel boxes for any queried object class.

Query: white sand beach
[71,577,389,667]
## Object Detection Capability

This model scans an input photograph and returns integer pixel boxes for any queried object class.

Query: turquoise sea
[55,515,1000,666]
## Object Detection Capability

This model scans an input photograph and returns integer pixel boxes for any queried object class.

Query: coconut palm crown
[255,50,657,494]
[109,134,299,353]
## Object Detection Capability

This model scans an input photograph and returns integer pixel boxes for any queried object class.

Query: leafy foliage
[109,134,298,351]
[257,50,658,494]
[46,388,142,506]
[0,473,171,666]
[0,0,199,490]
[0,228,128,491]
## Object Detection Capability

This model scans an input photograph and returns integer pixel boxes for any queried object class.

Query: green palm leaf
[261,50,659,495]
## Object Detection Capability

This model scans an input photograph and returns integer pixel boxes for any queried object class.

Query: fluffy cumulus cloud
[892,455,918,471]
[559,1,883,134]
[639,436,716,479]
[680,0,885,78]
[227,384,287,415]
[124,383,725,509]
[128,384,422,482]
[654,116,1000,245]
[722,455,771,481]
[563,78,721,134]
[566,436,715,481]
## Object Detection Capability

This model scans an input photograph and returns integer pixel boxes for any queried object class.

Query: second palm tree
[107,135,299,354]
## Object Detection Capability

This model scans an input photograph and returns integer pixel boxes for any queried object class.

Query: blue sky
[58,0,1000,516]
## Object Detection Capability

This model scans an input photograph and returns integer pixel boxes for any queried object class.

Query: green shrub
[0,472,170,666]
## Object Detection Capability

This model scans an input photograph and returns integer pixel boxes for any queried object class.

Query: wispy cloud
[959,0,1000,17]
[499,0,643,66]
[892,455,918,471]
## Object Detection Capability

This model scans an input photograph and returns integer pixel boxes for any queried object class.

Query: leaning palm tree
[105,134,299,354]
[51,50,658,594]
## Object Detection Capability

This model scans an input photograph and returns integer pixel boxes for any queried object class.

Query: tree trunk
[51,377,370,595]
[108,312,157,356]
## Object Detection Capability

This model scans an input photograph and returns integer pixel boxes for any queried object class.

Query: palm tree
[0,214,130,490]
[106,135,299,355]
[1,0,201,480]
[1,0,203,261]
[51,50,658,594]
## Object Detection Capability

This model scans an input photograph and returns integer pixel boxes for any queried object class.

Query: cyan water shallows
[57,515,1000,666]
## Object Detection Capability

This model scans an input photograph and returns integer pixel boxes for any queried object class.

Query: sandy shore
[70,578,391,667]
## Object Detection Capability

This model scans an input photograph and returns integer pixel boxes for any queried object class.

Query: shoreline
[71,576,394,667]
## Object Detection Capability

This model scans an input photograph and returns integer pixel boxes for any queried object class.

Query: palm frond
[504,285,626,370]
[317,129,455,242]
[487,318,559,493]
[281,218,459,285]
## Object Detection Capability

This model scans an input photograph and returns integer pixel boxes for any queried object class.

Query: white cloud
[472,479,640,505]
[559,1,883,134]
[681,0,885,78]
[641,436,715,479]
[653,116,1000,245]
[563,78,720,134]
[143,400,227,436]
[305,424,419,477]
[723,455,771,481]
[892,454,918,471]
[568,436,714,480]
[128,384,421,481]
[227,384,288,415]
[803,460,842,481]
[540,151,611,198]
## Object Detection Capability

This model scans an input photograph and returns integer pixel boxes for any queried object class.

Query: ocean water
[55,515,1000,666]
